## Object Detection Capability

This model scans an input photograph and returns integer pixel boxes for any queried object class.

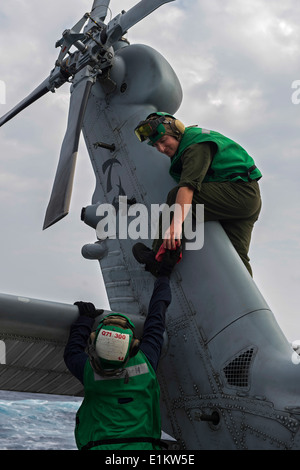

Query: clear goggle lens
[135,119,166,143]
[134,122,155,141]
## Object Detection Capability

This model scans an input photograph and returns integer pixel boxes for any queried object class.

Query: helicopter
[1,0,300,451]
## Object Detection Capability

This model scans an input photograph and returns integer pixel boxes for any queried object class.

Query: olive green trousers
[152,180,262,277]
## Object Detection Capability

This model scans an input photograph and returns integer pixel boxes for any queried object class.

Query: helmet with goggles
[88,313,140,376]
[134,112,185,145]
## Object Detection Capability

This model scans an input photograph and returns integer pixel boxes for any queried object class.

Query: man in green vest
[133,112,262,276]
[64,247,181,450]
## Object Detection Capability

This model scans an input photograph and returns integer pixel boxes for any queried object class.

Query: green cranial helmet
[89,313,139,375]
[134,112,185,145]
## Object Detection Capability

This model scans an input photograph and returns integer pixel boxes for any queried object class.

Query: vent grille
[223,348,254,388]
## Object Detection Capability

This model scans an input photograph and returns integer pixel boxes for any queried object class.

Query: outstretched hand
[74,301,99,319]
[157,245,182,278]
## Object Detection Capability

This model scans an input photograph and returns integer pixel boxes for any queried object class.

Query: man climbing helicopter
[64,247,181,450]
[133,112,262,276]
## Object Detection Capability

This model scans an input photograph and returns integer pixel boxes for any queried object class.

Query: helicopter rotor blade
[91,0,111,22]
[0,77,51,127]
[1,0,175,230]
[0,64,72,128]
[104,0,175,47]
[43,74,94,230]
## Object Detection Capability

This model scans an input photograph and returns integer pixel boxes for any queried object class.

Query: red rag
[155,241,182,263]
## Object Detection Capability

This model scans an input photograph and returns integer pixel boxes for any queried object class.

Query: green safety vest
[169,126,262,183]
[75,350,162,450]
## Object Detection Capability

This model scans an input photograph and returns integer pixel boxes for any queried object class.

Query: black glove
[157,246,182,278]
[74,301,98,319]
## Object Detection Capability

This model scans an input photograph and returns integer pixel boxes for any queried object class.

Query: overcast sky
[0,0,300,342]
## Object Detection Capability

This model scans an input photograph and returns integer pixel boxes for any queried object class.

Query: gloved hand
[157,245,182,278]
[74,301,99,319]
